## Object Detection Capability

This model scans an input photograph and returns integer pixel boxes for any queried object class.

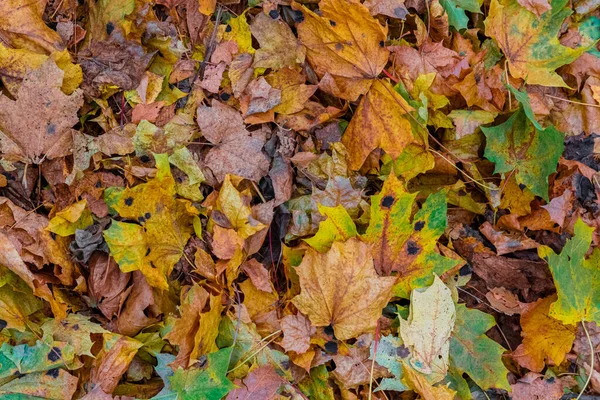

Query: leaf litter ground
[1,0,600,399]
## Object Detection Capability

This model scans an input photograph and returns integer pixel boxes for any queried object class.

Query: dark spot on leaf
[0,319,6,330]
[106,21,114,35]
[394,7,407,18]
[146,248,151,256]
[225,25,232,33]
[291,10,304,23]
[125,197,134,206]
[459,264,472,276]
[46,368,60,378]
[13,371,25,378]
[406,240,419,255]
[547,377,555,383]
[72,324,79,331]
[379,40,384,47]
[145,212,151,219]
[46,124,56,135]
[553,223,559,228]
[280,359,291,370]
[50,232,57,240]
[414,221,425,231]
[95,181,102,188]
[396,345,410,358]
[140,155,150,163]
[324,341,338,354]
[220,92,230,101]
[519,183,526,190]
[329,19,336,26]
[138,216,146,223]
[48,347,61,362]
[381,195,395,208]
[457,189,467,197]
[335,43,343,51]
[269,9,279,19]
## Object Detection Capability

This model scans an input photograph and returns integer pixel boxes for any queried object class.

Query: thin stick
[368,320,380,400]
[545,94,600,109]
[577,321,595,400]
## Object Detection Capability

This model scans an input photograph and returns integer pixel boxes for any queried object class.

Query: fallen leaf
[0,60,83,164]
[280,313,315,354]
[250,12,305,69]
[226,365,284,400]
[511,372,564,400]
[242,259,272,293]
[512,296,576,372]
[293,0,389,100]
[402,364,456,400]
[400,275,456,375]
[292,238,396,340]
[484,0,587,87]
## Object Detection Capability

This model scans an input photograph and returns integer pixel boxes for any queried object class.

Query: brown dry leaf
[90,334,143,394]
[240,77,281,117]
[364,0,408,18]
[511,372,564,400]
[542,189,573,227]
[212,226,245,260]
[293,0,389,101]
[485,287,524,316]
[114,271,162,337]
[512,296,576,372]
[292,238,396,340]
[265,68,318,115]
[401,363,456,400]
[242,259,272,293]
[88,252,131,320]
[197,100,270,182]
[226,365,285,400]
[0,60,83,164]
[342,79,415,170]
[479,222,539,255]
[280,313,315,354]
[0,0,63,53]
[165,284,222,369]
[454,64,506,112]
[250,12,305,69]
[331,337,389,388]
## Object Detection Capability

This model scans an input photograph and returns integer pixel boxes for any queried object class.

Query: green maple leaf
[298,365,335,400]
[484,0,589,87]
[169,347,235,400]
[539,219,600,325]
[363,173,459,297]
[449,304,511,391]
[481,107,563,201]
[439,0,481,30]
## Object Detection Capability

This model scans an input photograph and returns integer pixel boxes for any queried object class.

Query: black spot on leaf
[220,92,231,101]
[459,264,472,276]
[519,183,526,190]
[140,155,150,163]
[0,319,6,330]
[324,324,335,338]
[146,248,151,256]
[137,216,145,223]
[225,25,232,32]
[292,10,304,23]
[396,344,410,358]
[329,19,336,26]
[379,40,384,47]
[406,240,419,255]
[125,197,134,206]
[48,347,61,362]
[145,212,151,219]
[414,221,425,231]
[46,368,60,378]
[72,324,79,331]
[106,21,114,35]
[381,195,394,208]
[269,9,279,19]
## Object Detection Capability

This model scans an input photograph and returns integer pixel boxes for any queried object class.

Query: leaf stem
[577,320,595,400]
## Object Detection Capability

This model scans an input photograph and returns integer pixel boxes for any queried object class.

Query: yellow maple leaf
[292,238,395,340]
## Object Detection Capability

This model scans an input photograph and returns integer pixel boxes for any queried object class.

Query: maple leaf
[342,79,416,170]
[291,238,396,340]
[512,295,576,372]
[197,100,269,182]
[439,0,481,30]
[0,60,83,164]
[226,365,285,400]
[46,200,93,237]
[250,12,305,69]
[104,154,199,290]
[539,218,600,325]
[484,0,588,87]
[400,275,456,376]
[401,364,456,400]
[170,347,234,399]
[363,173,459,297]
[293,0,389,100]
[449,304,511,391]
[482,107,564,201]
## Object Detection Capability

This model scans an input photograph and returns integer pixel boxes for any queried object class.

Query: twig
[577,321,595,400]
